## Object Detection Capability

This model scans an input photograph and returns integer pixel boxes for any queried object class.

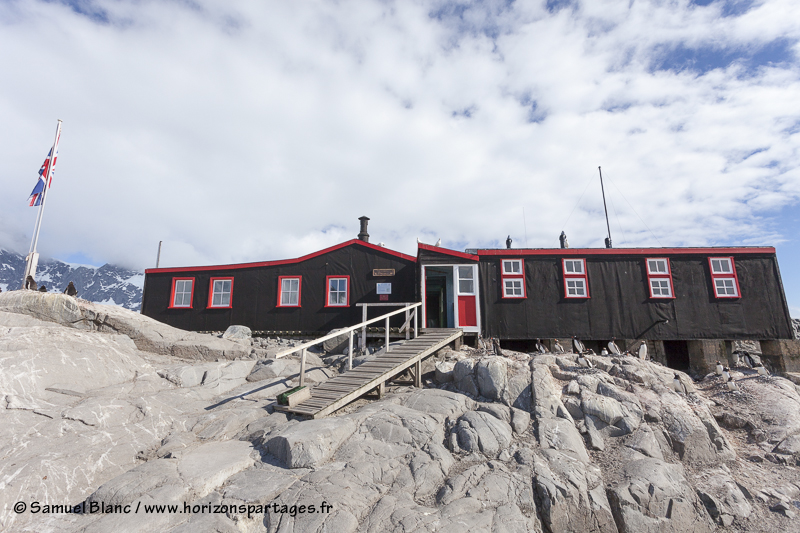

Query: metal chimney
[358,216,370,243]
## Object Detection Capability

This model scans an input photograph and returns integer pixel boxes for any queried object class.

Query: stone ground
[2,291,800,532]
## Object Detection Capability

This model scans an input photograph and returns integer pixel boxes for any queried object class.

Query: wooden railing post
[299,348,307,387]
[348,330,354,370]
[385,317,390,352]
[405,309,410,340]
[361,305,368,353]
[413,308,418,338]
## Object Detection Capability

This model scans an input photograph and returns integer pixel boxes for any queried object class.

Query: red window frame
[325,275,350,307]
[646,258,675,299]
[562,258,589,298]
[168,277,195,309]
[277,276,302,307]
[501,259,526,299]
[207,277,234,309]
[708,257,740,298]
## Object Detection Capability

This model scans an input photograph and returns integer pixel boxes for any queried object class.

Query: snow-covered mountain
[0,249,143,311]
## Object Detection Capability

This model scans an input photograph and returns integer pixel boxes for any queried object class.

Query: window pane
[213,293,221,306]
[458,266,473,279]
[459,280,474,294]
[221,293,230,306]
[289,279,299,291]
[566,262,574,273]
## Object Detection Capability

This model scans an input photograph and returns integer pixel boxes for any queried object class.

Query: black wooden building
[142,238,417,333]
[417,243,794,342]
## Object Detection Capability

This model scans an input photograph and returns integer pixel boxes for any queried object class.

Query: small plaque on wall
[377,283,392,295]
[373,269,395,277]
[380,295,389,301]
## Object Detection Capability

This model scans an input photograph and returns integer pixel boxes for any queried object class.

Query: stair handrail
[273,302,422,387]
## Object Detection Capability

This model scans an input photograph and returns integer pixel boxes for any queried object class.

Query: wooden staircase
[275,328,462,418]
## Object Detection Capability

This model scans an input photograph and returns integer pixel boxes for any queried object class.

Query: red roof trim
[477,247,776,257]
[418,243,479,261]
[145,239,416,274]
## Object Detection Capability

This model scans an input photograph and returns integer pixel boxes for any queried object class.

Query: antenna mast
[598,166,612,248]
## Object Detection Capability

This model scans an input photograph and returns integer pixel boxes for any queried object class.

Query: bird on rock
[715,361,724,376]
[638,343,648,361]
[726,379,740,392]
[673,374,687,394]
[608,339,621,355]
[572,337,585,354]
[741,352,757,369]
[731,351,740,367]
[578,354,593,368]
[535,339,547,354]
[553,340,565,353]
[601,348,609,355]
[64,281,78,297]
[722,367,732,382]
[756,364,769,376]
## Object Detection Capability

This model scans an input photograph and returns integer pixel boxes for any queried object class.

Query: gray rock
[533,449,617,532]
[774,433,800,455]
[399,388,476,417]
[454,358,479,397]
[268,417,358,468]
[477,402,511,423]
[538,417,591,463]
[246,358,301,382]
[222,325,251,342]
[511,407,531,434]
[0,292,251,360]
[476,357,507,400]
[322,328,350,354]
[435,360,455,383]
[454,411,513,457]
[696,469,752,525]
[625,424,664,460]
[607,453,714,533]
[581,391,626,426]
[531,365,572,421]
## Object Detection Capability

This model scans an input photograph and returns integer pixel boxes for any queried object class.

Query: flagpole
[23,120,62,288]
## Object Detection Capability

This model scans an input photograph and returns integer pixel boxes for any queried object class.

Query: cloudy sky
[1,0,798,315]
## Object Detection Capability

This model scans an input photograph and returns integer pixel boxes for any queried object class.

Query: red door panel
[458,296,477,327]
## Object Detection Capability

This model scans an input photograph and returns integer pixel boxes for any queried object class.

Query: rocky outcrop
[0,291,249,360]
[5,299,800,532]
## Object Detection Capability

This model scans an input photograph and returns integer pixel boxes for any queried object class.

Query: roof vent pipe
[358,216,370,243]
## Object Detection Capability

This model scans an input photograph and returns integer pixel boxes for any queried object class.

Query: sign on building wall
[373,269,395,277]
[377,283,392,294]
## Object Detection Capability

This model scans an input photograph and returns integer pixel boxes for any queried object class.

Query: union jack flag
[28,140,59,207]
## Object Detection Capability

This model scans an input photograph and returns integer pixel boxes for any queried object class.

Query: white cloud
[0,0,797,276]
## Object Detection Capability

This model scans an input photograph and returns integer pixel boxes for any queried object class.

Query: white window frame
[457,265,475,295]
[327,276,349,307]
[646,257,674,299]
[565,278,587,298]
[208,278,233,308]
[171,279,193,308]
[278,276,301,307]
[714,277,739,297]
[647,258,669,275]
[502,259,523,276]
[710,258,733,275]
[563,259,585,275]
[503,278,525,298]
[650,278,673,298]
[708,256,740,299]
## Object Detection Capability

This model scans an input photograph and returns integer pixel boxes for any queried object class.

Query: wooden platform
[274,328,463,419]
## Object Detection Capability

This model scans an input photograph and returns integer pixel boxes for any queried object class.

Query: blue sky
[0,0,798,315]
